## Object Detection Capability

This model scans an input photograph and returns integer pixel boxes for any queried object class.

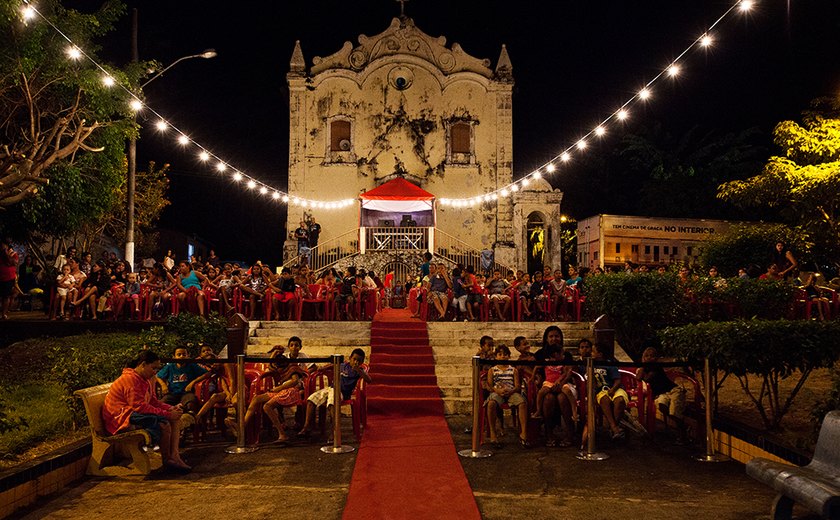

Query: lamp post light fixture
[124,19,217,270]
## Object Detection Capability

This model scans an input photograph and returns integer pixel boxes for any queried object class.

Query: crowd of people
[101,338,370,471]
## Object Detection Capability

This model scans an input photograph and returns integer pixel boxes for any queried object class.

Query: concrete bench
[746,410,840,519]
[75,383,161,476]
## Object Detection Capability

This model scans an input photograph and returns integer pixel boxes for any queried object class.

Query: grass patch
[0,382,74,459]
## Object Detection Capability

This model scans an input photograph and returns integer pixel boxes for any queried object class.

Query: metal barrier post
[459,356,492,458]
[321,354,354,454]
[577,356,609,461]
[225,354,258,454]
[695,357,728,462]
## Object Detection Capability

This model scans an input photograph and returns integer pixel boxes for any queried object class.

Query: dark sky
[98,0,840,264]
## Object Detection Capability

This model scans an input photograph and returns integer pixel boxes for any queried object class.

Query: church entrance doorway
[526,212,546,275]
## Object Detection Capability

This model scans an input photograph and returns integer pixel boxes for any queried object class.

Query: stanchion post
[577,356,609,461]
[225,354,258,454]
[321,354,354,454]
[695,357,728,462]
[459,356,492,458]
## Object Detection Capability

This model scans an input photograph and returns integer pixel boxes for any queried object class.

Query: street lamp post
[125,8,216,270]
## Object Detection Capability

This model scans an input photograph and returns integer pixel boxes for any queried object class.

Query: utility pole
[125,7,138,270]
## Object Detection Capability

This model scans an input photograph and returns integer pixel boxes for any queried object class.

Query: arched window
[330,120,352,152]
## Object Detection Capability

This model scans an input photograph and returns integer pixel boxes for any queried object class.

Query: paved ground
[11,418,819,520]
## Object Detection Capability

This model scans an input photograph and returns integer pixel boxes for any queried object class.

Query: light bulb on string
[576,140,587,150]
[510,184,519,192]
[102,75,115,87]
[272,192,280,200]
[667,64,681,77]
[533,171,542,180]
[215,162,226,172]
[129,99,143,112]
[521,177,530,187]
[617,109,629,121]
[282,195,289,203]
[198,151,210,162]
[561,152,571,162]
[233,172,243,182]
[638,88,651,100]
[177,135,189,146]
[247,180,256,189]
[66,46,81,60]
[739,0,753,12]
[21,5,36,21]
[546,164,556,173]
[155,120,168,132]
[594,126,606,137]
[701,34,713,47]
[259,187,268,195]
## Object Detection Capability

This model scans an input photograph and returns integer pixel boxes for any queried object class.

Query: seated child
[531,348,572,419]
[298,348,371,436]
[636,346,687,444]
[590,341,628,440]
[561,338,593,424]
[194,346,234,425]
[486,344,529,448]
[156,347,210,417]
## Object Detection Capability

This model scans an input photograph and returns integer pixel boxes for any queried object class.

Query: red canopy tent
[359,178,436,226]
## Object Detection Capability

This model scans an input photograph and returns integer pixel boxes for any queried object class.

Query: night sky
[95,0,840,265]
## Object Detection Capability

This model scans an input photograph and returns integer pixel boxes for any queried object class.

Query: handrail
[434,228,517,275]
[283,228,359,274]
[364,226,429,252]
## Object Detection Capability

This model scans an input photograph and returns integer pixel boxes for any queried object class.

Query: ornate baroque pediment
[311,17,492,77]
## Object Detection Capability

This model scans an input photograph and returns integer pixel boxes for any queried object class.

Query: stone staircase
[246,320,595,415]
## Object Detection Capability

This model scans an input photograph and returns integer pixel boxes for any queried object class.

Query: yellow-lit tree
[718,97,840,268]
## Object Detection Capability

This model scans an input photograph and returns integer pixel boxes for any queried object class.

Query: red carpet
[342,309,480,520]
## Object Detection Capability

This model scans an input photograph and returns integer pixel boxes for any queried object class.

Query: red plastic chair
[619,369,652,433]
[298,283,330,321]
[307,364,367,439]
[233,287,271,320]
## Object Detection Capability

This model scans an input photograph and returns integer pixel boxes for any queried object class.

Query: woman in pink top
[102,350,190,472]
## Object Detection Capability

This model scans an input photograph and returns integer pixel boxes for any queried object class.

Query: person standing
[0,240,19,320]
[307,217,321,249]
[293,220,309,255]
[772,241,798,280]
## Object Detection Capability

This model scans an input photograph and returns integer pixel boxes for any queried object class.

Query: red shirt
[0,250,18,282]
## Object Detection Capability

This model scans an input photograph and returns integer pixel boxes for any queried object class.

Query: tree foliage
[660,320,840,430]
[718,97,840,269]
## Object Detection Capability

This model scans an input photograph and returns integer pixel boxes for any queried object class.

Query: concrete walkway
[10,417,803,520]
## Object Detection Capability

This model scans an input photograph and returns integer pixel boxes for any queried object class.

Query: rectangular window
[663,246,669,255]
[672,246,678,256]
[687,246,693,256]
[450,123,471,154]
[644,245,650,255]
[631,245,639,253]
[653,245,660,261]
[594,251,599,260]
[330,120,351,152]
[615,243,621,254]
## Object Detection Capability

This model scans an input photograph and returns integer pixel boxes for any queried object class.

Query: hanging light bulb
[66,46,82,60]
[247,180,257,189]
[546,163,556,173]
[282,195,290,203]
[259,186,268,195]
[617,109,629,121]
[155,120,168,132]
[739,0,753,12]
[102,75,115,87]
[594,126,606,137]
[700,34,713,47]
[215,162,226,172]
[521,177,530,187]
[576,140,587,150]
[272,192,280,200]
[510,184,519,192]
[532,171,542,180]
[198,151,210,162]
[667,64,681,77]
[638,88,651,100]
[233,172,243,182]
[561,152,571,162]
[21,5,36,20]
[129,99,143,112]
[177,135,189,145]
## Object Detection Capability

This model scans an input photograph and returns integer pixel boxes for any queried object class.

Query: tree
[699,223,807,277]
[0,0,161,266]
[718,97,840,270]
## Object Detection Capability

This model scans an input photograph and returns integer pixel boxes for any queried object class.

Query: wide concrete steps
[245,319,595,415]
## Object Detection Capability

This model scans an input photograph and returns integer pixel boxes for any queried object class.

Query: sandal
[519,437,532,449]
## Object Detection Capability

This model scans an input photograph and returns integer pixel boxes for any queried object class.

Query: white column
[359,227,366,255]
[428,227,435,254]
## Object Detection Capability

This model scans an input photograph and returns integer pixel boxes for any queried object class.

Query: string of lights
[19,0,756,210]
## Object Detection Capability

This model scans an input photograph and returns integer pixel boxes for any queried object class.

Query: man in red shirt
[0,240,19,320]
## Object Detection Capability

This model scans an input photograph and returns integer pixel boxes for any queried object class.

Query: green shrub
[584,272,689,357]
[0,383,71,457]
[681,276,795,320]
[660,320,840,430]
[0,395,27,435]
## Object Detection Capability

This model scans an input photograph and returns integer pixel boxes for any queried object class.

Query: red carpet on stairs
[342,309,481,520]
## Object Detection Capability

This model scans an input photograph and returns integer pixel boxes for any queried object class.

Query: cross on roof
[396,0,409,17]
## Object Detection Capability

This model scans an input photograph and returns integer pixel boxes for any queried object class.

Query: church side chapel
[284,9,563,275]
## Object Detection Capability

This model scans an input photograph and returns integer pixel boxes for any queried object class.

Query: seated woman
[101,350,191,472]
[143,263,175,320]
[176,260,208,316]
[72,261,111,320]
